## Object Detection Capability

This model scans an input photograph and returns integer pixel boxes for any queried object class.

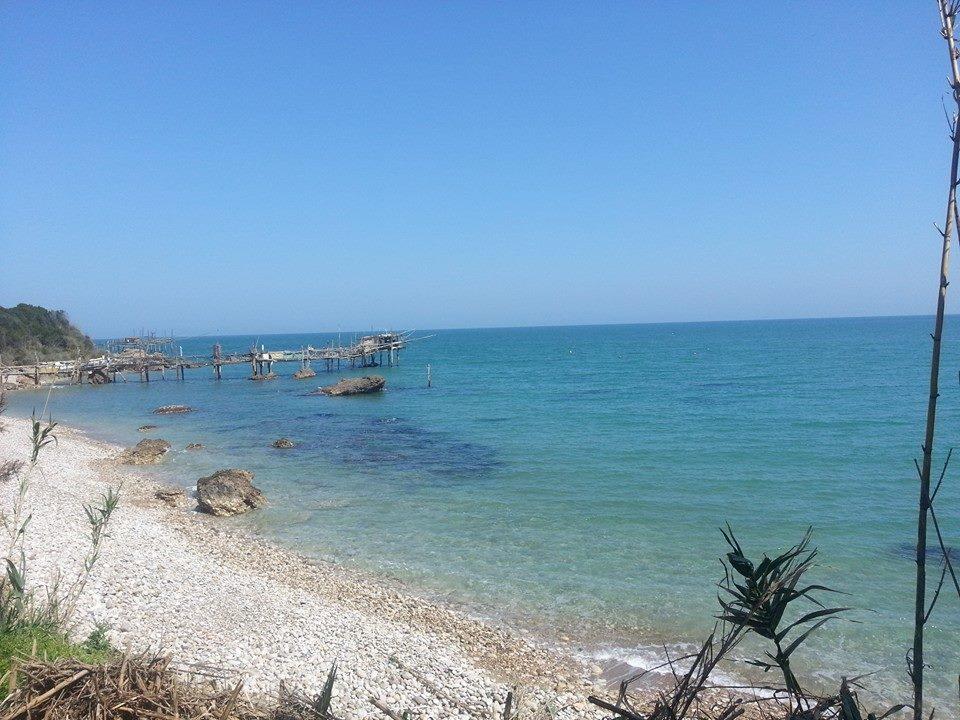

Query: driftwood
[0,653,269,720]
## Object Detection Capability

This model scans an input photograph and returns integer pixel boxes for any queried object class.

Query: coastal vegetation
[588,528,905,720]
[0,304,94,365]
[0,394,119,702]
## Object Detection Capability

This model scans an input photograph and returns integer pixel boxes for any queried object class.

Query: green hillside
[0,304,95,365]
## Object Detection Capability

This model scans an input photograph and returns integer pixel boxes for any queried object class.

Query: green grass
[0,624,112,701]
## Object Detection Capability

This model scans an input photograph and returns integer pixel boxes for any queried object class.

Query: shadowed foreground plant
[718,525,848,710]
[588,526,909,720]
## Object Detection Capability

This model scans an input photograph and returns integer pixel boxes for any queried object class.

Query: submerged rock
[313,375,386,396]
[155,487,187,507]
[196,469,267,517]
[121,439,172,465]
[186,443,204,451]
[272,438,295,449]
[138,424,158,432]
[292,368,316,380]
[154,405,193,415]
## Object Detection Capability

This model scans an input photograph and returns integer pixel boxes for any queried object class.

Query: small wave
[585,644,751,691]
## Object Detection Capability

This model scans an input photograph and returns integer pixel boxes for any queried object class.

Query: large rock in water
[120,439,171,465]
[314,375,386,396]
[196,469,266,517]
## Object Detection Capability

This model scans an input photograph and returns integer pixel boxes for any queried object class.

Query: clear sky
[0,2,951,337]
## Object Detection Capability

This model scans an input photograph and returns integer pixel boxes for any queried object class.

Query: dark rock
[186,443,204,451]
[292,368,316,380]
[313,375,386,396]
[155,487,187,507]
[249,372,277,381]
[196,469,267,517]
[272,438,295,449]
[88,369,112,384]
[138,424,158,432]
[121,439,171,465]
[153,405,193,415]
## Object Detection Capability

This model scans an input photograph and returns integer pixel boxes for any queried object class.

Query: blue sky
[0,2,950,337]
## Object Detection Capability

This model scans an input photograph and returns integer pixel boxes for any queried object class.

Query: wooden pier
[1,331,421,388]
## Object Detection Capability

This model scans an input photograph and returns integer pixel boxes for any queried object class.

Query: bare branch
[931,447,953,502]
[929,505,960,599]
[923,561,947,623]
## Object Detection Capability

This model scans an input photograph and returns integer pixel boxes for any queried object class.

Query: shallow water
[6,317,960,710]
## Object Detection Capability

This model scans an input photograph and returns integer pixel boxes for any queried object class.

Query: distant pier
[0,331,423,388]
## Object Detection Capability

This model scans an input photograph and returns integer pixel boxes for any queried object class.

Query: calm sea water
[5,317,960,709]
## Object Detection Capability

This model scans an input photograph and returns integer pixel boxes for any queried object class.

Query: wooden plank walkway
[1,331,426,387]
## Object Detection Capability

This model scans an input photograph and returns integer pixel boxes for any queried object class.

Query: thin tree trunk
[914,4,960,718]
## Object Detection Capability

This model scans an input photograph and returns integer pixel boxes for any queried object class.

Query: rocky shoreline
[0,417,613,719]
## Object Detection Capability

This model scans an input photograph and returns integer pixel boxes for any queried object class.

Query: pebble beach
[0,416,611,720]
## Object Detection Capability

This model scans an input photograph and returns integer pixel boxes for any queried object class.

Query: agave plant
[717,525,848,706]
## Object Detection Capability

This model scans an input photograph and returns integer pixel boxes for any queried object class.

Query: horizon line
[99,311,950,341]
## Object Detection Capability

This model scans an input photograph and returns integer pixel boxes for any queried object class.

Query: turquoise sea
[5,317,960,710]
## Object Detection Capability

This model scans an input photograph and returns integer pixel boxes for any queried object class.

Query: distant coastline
[93,312,960,342]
